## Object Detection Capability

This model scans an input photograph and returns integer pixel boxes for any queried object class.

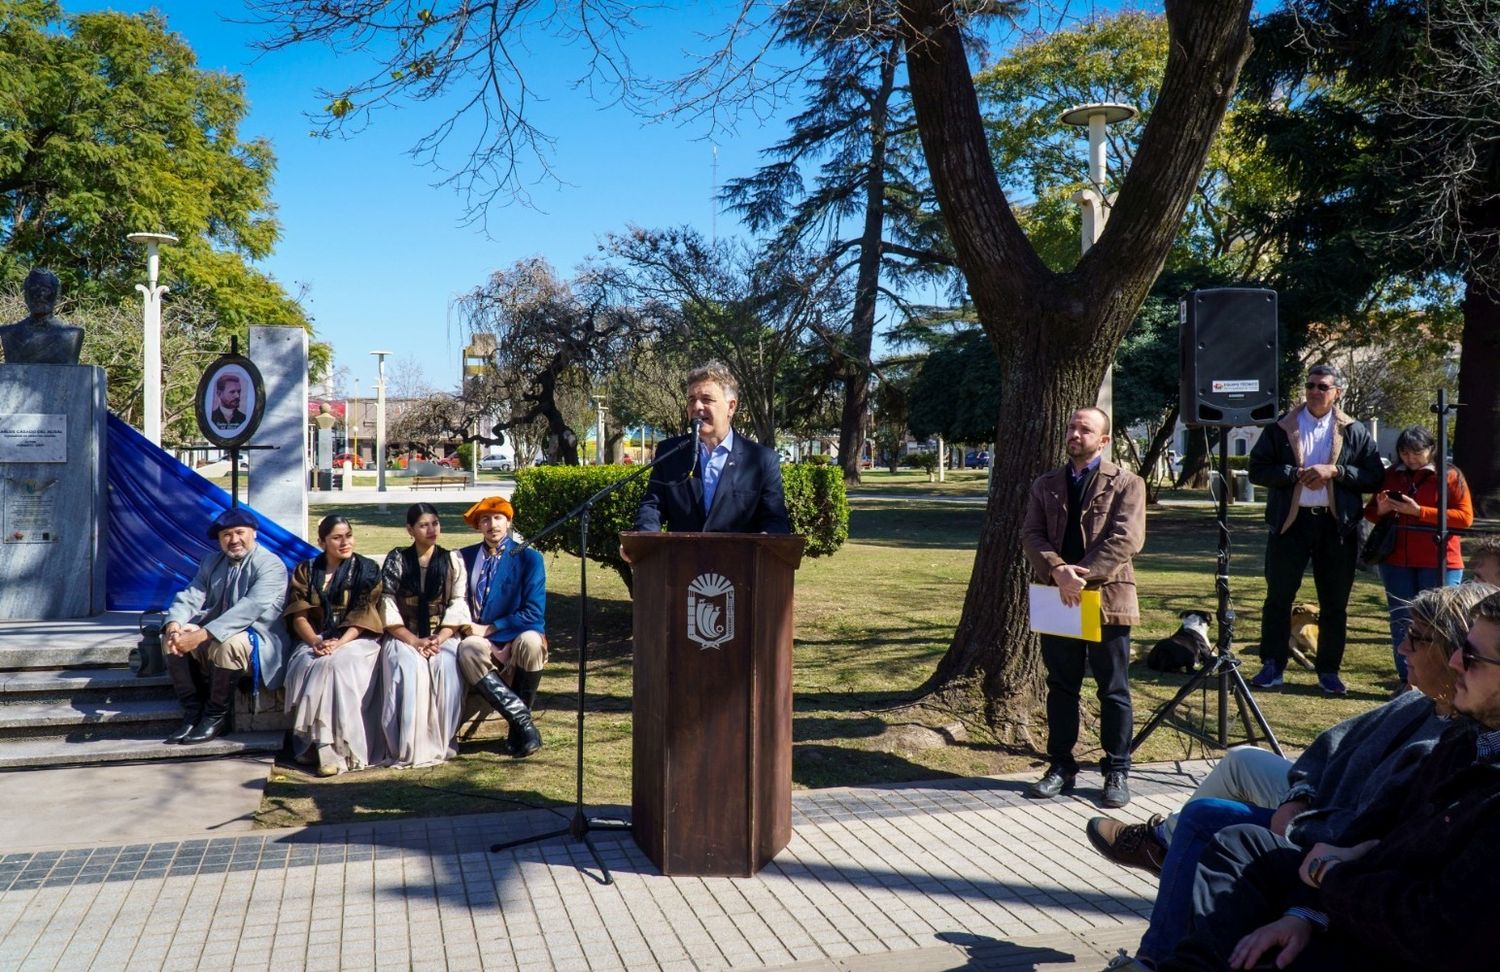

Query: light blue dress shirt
[699,429,735,511]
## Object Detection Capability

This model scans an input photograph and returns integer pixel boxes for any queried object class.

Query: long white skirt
[378,637,464,768]
[283,638,384,772]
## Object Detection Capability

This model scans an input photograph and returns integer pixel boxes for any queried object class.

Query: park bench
[409,474,470,490]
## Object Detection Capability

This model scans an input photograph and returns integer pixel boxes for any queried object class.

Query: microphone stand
[489,428,701,884]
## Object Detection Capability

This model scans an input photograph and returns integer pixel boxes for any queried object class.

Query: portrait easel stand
[182,337,274,507]
[488,432,699,885]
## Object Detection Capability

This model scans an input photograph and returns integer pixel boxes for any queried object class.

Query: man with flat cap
[161,508,290,744]
[456,496,545,757]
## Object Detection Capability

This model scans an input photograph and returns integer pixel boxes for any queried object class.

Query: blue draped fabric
[106,415,317,611]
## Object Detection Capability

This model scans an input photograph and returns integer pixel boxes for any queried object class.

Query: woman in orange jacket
[1364,425,1473,693]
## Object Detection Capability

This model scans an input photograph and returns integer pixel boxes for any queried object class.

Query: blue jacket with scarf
[458,538,546,645]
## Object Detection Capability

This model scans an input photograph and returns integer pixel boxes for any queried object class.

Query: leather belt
[1300,506,1331,515]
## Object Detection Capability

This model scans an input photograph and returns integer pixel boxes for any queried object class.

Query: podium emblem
[687,572,736,650]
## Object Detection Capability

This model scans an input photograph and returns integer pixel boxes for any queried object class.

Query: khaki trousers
[457,630,546,686]
[176,625,253,671]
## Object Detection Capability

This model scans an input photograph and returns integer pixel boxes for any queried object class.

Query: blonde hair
[1410,582,1498,714]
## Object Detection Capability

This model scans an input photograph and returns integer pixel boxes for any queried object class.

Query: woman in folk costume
[282,514,386,776]
[377,503,470,767]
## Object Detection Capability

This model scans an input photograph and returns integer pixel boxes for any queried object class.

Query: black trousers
[1039,624,1132,774]
[1258,510,1357,673]
[1159,824,1348,972]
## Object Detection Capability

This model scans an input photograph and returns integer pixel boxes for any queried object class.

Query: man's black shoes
[1100,771,1131,809]
[1026,767,1076,799]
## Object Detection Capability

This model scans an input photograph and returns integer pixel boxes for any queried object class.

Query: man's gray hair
[686,361,739,400]
[1307,362,1347,390]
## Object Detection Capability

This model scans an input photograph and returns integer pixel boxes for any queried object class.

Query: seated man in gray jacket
[162,508,289,745]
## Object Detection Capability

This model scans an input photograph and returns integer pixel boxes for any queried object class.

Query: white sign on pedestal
[0,414,67,463]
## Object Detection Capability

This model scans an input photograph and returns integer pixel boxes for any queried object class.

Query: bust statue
[0,269,84,365]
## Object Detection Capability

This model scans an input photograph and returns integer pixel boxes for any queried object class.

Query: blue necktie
[702,444,720,510]
[475,552,498,614]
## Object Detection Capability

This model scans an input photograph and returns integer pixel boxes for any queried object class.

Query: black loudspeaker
[1179,288,1279,427]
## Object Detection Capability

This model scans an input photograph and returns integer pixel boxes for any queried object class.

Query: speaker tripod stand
[1131,432,1283,757]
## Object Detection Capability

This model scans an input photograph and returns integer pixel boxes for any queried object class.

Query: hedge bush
[512,462,849,588]
[782,463,849,557]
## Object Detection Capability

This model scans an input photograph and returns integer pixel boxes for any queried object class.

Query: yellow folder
[1028,584,1103,642]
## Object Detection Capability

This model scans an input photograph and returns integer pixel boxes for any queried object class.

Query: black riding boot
[182,666,236,744]
[507,669,544,754]
[164,653,203,744]
[475,671,541,758]
[511,668,543,710]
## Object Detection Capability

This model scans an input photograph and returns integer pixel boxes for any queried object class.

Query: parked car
[331,452,364,469]
[478,454,515,472]
[964,450,991,469]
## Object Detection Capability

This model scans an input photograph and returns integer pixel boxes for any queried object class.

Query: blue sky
[73,2,796,395]
[70,2,1172,396]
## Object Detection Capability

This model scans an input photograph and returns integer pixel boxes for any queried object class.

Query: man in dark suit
[211,373,247,430]
[631,362,791,536]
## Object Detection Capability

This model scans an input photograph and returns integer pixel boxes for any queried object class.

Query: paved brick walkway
[0,762,1210,971]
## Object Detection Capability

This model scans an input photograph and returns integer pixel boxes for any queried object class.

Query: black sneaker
[1100,770,1131,809]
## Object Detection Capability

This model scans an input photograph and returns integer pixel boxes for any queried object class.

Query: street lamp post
[371,351,391,492]
[591,395,609,464]
[1060,102,1137,459]
[351,378,360,464]
[126,231,179,446]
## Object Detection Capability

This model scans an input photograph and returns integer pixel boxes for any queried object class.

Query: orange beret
[463,496,515,530]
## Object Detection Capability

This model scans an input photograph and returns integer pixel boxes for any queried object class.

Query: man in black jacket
[630,362,791,536]
[1247,364,1384,695]
[1156,591,1500,972]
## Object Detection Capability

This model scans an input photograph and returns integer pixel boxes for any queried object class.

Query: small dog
[1146,611,1214,673]
[1288,603,1319,670]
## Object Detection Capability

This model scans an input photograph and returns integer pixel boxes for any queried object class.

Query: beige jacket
[1022,460,1147,626]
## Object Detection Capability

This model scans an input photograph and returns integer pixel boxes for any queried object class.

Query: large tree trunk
[1454,268,1500,516]
[900,0,1253,728]
[837,45,899,486]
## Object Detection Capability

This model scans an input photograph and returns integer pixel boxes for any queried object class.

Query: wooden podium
[620,531,805,876]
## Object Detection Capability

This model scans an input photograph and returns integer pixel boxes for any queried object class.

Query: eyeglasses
[1305,382,1335,391]
[1460,639,1500,671]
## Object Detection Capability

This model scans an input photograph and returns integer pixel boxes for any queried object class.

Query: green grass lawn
[257,494,1411,829]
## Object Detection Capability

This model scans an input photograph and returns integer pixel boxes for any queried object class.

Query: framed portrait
[195,353,266,448]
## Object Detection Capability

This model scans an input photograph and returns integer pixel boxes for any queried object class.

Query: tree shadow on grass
[848,504,985,549]
[792,742,962,789]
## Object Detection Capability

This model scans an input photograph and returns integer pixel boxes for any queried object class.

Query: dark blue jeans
[1378,563,1463,681]
[1138,798,1275,963]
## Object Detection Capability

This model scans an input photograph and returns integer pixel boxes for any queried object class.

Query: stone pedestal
[247,327,309,540]
[0,365,108,619]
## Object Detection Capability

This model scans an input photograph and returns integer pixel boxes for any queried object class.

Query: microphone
[691,416,704,436]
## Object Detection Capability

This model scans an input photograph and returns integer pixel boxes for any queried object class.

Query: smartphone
[1386,490,1403,499]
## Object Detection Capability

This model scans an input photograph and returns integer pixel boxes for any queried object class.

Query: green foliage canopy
[0,1,311,369]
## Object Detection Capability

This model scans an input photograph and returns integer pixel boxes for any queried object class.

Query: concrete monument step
[0,612,141,668]
[0,697,181,731]
[0,666,171,694]
[0,729,284,769]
